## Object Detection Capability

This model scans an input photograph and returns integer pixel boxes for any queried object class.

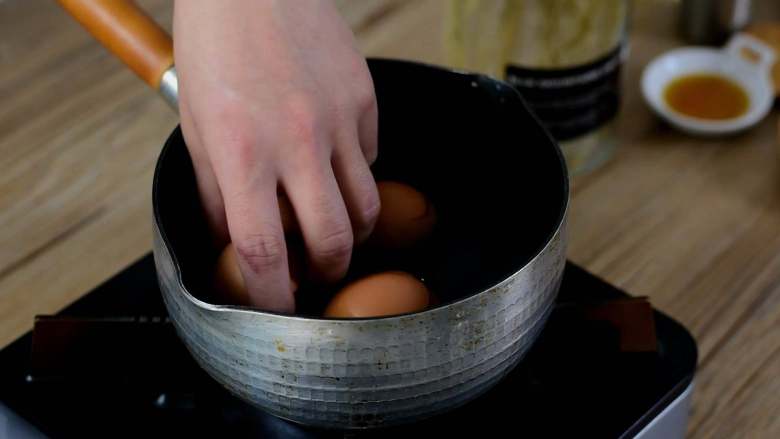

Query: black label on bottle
[505,44,624,141]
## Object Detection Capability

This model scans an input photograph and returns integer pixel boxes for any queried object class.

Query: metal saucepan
[58,0,569,429]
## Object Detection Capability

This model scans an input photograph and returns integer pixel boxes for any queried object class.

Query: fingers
[224,187,295,313]
[332,134,380,245]
[281,154,353,283]
[209,131,295,312]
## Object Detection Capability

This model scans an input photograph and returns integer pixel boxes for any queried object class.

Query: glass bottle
[446,0,630,175]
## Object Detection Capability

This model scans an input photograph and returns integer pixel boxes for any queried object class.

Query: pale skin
[173,1,380,313]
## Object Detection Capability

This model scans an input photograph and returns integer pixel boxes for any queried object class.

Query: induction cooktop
[0,255,696,438]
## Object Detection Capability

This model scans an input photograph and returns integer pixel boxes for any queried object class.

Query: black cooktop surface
[0,255,696,438]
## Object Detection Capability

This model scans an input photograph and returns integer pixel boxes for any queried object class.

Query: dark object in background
[681,0,752,44]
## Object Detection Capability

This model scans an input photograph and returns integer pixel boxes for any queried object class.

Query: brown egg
[369,181,436,249]
[214,242,300,307]
[324,271,431,318]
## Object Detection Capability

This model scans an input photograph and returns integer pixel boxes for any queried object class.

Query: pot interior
[153,59,568,316]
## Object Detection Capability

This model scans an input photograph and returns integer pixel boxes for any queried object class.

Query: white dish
[641,33,776,136]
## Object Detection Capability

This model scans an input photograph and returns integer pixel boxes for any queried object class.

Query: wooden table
[2,1,779,437]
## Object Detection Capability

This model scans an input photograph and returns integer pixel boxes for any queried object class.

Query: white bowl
[641,33,776,136]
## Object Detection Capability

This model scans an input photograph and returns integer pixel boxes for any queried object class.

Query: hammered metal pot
[152,59,569,429]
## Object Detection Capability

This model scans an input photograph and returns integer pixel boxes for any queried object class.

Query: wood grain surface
[1,1,779,437]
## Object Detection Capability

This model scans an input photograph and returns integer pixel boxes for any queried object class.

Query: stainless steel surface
[159,66,178,110]
[681,0,752,44]
[153,214,567,429]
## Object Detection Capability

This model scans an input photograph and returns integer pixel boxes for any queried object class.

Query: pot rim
[152,58,570,323]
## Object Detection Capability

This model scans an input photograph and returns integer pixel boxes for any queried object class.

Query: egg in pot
[214,181,437,312]
[280,181,436,249]
[369,181,436,249]
[324,271,432,318]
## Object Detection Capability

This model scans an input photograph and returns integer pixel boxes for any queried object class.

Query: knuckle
[354,191,381,230]
[234,233,286,274]
[354,81,377,115]
[312,225,353,263]
[207,108,258,164]
[225,133,257,165]
[282,93,321,150]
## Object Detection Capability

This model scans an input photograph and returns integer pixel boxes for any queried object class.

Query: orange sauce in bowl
[664,73,749,120]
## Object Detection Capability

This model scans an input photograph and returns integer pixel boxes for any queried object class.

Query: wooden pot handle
[56,0,173,90]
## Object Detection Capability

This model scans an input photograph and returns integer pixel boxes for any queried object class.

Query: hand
[173,0,380,313]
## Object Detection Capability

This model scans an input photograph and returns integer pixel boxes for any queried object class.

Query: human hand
[174,0,380,313]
